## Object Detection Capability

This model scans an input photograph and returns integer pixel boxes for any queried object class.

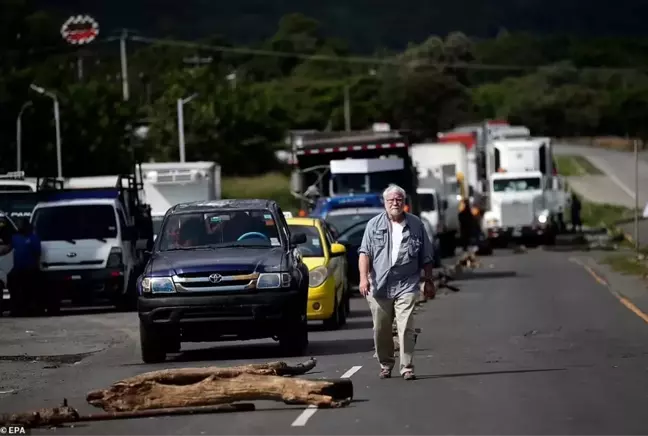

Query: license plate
[70,275,82,280]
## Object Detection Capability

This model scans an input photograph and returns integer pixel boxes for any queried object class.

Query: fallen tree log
[117,357,317,386]
[87,373,353,412]
[0,399,255,428]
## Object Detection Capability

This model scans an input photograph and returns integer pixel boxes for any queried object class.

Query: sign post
[60,14,100,81]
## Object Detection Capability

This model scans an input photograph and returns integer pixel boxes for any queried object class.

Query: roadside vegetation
[222,172,300,213]
[554,155,604,177]
[602,252,648,279]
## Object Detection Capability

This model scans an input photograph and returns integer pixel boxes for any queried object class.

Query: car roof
[286,217,320,227]
[169,199,277,214]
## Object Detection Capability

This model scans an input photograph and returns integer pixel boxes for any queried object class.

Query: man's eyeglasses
[386,197,404,204]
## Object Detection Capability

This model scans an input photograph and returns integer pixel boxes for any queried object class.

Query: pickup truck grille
[501,202,534,227]
[173,272,259,293]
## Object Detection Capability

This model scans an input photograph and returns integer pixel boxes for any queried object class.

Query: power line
[129,35,648,73]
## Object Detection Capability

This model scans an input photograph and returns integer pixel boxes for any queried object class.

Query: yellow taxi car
[286,217,350,329]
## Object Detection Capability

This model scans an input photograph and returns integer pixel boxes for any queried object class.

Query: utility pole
[343,84,351,131]
[634,138,640,252]
[30,84,62,178]
[119,29,130,101]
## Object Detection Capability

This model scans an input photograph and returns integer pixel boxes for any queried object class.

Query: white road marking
[588,156,637,200]
[290,365,362,427]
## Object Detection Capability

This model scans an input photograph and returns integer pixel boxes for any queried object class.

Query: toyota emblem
[208,273,222,284]
[66,252,77,258]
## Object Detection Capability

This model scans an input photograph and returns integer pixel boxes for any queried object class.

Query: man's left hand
[423,280,436,299]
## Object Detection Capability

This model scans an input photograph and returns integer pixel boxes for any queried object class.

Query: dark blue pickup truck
[136,199,310,363]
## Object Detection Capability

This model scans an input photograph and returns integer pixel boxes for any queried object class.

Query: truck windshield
[419,193,436,211]
[157,209,282,251]
[32,205,118,241]
[332,172,409,195]
[492,177,542,192]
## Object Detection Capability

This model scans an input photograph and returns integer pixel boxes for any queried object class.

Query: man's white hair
[383,184,407,200]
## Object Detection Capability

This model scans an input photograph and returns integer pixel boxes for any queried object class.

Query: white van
[30,197,140,310]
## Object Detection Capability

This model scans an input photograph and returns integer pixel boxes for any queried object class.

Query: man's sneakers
[379,368,416,380]
[379,368,392,379]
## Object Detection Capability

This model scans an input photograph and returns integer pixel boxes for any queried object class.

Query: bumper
[138,289,305,341]
[41,267,125,299]
[306,277,337,320]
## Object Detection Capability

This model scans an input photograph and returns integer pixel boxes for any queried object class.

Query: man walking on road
[358,184,436,380]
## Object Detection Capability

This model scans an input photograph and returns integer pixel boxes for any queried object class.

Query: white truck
[483,170,555,245]
[27,173,154,312]
[482,137,567,245]
[410,141,477,256]
[139,161,222,239]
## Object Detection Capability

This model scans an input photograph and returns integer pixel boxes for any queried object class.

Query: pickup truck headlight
[141,277,176,294]
[309,266,329,288]
[257,273,291,289]
[106,247,123,268]
[538,214,548,224]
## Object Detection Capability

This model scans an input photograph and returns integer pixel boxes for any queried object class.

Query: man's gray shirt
[358,211,434,299]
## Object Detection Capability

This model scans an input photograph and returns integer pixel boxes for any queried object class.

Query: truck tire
[139,320,167,364]
[279,317,309,356]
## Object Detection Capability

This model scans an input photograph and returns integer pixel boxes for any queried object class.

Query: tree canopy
[2,2,648,177]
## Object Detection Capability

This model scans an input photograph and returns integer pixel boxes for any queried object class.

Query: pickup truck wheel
[279,318,308,356]
[139,320,167,363]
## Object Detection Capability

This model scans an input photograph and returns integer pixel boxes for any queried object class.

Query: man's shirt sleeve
[358,219,374,258]
[419,220,434,268]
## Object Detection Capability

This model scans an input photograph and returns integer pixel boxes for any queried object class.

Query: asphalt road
[2,249,648,435]
[554,143,648,209]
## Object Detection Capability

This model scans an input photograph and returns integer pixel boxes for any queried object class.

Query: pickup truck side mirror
[290,232,307,246]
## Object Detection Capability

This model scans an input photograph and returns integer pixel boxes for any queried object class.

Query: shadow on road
[164,337,376,364]
[342,320,374,330]
[454,271,518,280]
[414,367,566,380]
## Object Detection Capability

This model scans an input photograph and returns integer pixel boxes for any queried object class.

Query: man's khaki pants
[367,292,417,375]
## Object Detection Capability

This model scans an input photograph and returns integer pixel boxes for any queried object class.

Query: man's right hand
[359,277,370,296]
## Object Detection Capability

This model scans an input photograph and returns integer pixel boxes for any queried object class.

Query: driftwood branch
[87,373,353,412]
[118,357,317,386]
[0,399,255,428]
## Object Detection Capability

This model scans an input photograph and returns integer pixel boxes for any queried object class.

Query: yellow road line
[570,257,648,325]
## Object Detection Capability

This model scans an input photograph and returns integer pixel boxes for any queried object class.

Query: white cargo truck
[140,161,222,239]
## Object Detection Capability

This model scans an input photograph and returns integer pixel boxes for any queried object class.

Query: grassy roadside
[602,252,648,279]
[554,154,635,229]
[554,155,604,176]
[221,172,300,213]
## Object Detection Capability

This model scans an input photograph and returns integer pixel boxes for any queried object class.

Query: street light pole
[177,93,198,163]
[634,138,639,252]
[16,101,32,172]
[30,84,63,178]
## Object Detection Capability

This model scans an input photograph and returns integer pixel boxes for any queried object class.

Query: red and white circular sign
[61,15,100,45]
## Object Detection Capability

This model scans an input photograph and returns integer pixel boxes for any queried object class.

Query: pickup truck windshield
[32,205,118,241]
[493,177,542,192]
[157,209,282,251]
